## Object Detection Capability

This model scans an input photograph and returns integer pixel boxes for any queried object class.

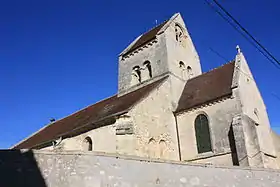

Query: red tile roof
[14,77,167,149]
[123,21,168,56]
[176,61,235,113]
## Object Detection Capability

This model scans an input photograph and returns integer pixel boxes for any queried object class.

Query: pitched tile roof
[123,21,168,56]
[13,77,167,149]
[176,61,235,113]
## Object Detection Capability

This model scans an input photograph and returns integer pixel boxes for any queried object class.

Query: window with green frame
[195,114,212,153]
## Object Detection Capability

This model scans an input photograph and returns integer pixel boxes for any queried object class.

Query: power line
[204,0,279,69]
[203,0,280,107]
[206,45,254,81]
[272,93,280,102]
[207,45,280,103]
[211,0,280,67]
[204,0,280,70]
[208,47,229,62]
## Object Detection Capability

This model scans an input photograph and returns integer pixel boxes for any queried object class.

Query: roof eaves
[26,110,128,149]
[190,60,235,82]
[175,93,233,115]
[11,94,117,149]
[119,34,142,57]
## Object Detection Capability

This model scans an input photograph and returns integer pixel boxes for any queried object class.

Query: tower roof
[122,20,168,57]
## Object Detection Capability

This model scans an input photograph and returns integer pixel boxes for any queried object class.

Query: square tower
[118,13,202,96]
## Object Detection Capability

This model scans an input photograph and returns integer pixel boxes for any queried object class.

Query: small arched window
[187,66,193,79]
[195,114,212,153]
[175,24,183,42]
[82,136,93,151]
[142,61,152,81]
[131,66,141,86]
[159,139,167,158]
[179,61,185,69]
[143,61,152,78]
[179,61,187,79]
[148,138,156,157]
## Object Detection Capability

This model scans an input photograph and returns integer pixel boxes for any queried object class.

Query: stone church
[13,13,280,169]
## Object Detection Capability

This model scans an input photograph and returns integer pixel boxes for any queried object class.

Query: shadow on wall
[228,125,239,166]
[0,150,47,187]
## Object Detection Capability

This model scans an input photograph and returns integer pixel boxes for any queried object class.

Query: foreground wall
[1,150,280,187]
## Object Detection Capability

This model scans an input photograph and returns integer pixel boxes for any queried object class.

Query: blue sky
[1,0,280,149]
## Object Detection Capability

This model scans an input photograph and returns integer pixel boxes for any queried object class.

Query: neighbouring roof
[13,77,167,149]
[123,20,168,56]
[176,61,235,113]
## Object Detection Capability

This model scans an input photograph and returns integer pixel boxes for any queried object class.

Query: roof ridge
[141,19,169,36]
[122,19,169,56]
[188,60,235,81]
[134,12,179,38]
[203,60,235,75]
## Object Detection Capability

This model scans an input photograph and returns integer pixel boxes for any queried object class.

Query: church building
[13,13,280,169]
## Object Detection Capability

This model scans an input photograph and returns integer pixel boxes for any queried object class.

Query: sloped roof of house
[13,77,167,149]
[123,20,168,56]
[176,61,235,113]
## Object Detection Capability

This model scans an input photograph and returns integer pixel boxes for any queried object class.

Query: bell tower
[117,13,202,100]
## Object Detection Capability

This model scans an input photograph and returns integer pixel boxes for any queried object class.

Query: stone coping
[185,151,232,162]
[18,149,280,173]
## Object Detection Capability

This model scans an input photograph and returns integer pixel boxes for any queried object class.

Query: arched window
[82,136,93,151]
[179,61,186,79]
[187,66,193,79]
[148,138,156,157]
[142,61,152,81]
[159,140,167,158]
[175,24,188,47]
[131,66,141,86]
[175,24,183,42]
[179,61,185,69]
[195,114,212,153]
[143,61,152,78]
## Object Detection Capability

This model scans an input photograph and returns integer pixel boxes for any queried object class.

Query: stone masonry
[1,150,280,187]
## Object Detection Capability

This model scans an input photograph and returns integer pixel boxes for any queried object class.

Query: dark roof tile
[14,77,167,149]
[123,21,168,56]
[176,61,235,113]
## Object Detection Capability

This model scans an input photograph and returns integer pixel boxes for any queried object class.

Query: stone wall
[272,131,280,165]
[164,13,202,80]
[163,13,202,107]
[118,79,180,160]
[117,13,202,98]
[41,124,116,153]
[1,150,280,187]
[235,52,276,158]
[176,97,240,164]
[234,51,278,168]
[117,28,168,95]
